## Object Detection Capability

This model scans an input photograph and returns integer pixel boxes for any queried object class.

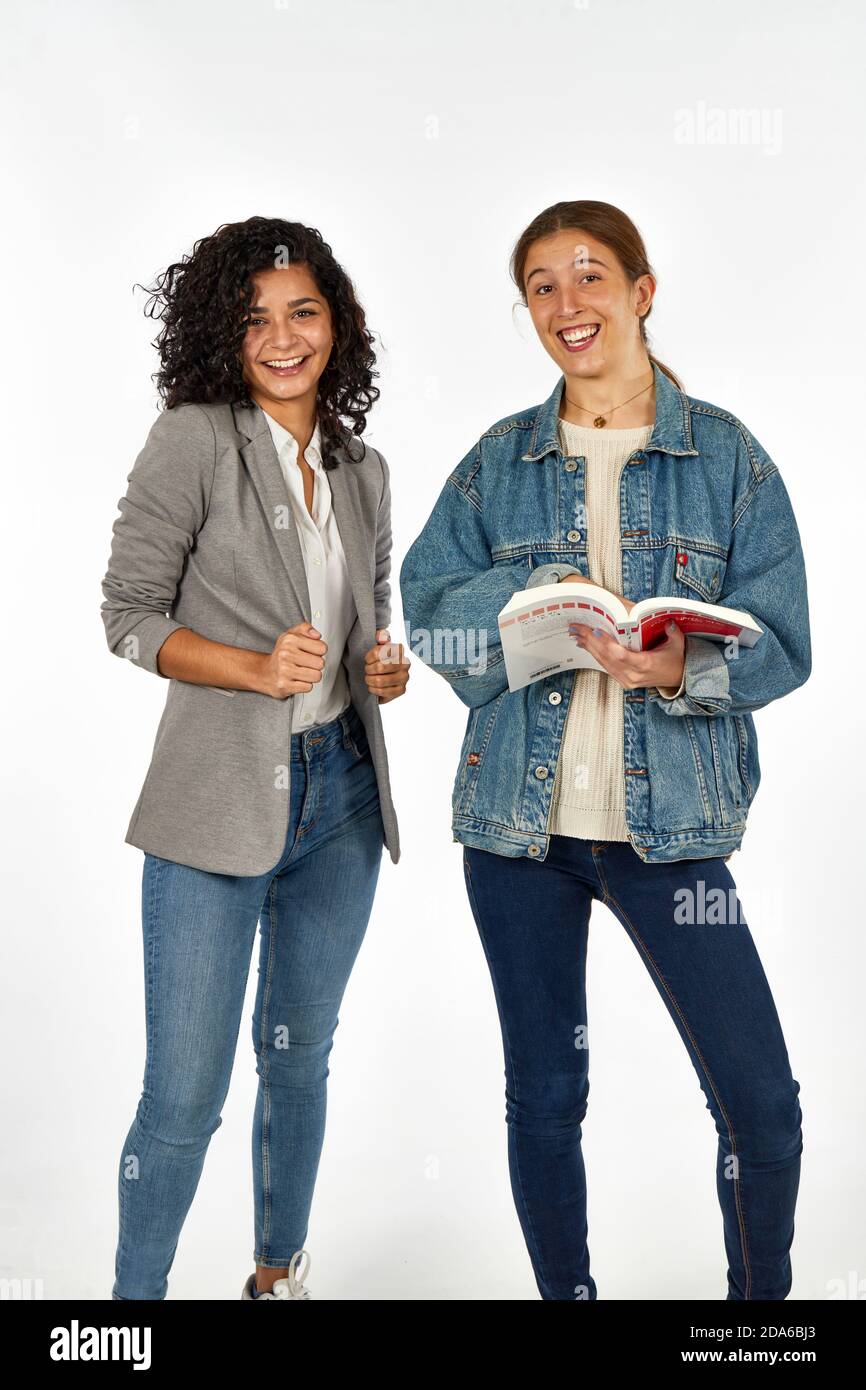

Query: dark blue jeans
[463,837,803,1301]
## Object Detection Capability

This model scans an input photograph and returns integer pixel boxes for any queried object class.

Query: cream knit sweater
[548,417,661,841]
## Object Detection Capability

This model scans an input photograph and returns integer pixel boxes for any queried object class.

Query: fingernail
[592,627,602,637]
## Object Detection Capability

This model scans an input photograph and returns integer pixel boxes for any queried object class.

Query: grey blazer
[101,401,400,874]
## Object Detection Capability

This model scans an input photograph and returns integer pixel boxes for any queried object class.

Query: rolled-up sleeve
[400,438,598,710]
[400,448,560,708]
[100,405,217,675]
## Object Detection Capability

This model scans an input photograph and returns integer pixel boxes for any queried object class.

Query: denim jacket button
[548,691,562,704]
[567,529,581,542]
[564,460,577,472]
[527,844,541,856]
[534,765,549,779]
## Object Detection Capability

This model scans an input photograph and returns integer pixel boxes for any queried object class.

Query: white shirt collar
[262,411,324,471]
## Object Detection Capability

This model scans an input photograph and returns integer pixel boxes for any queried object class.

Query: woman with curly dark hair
[101,216,409,1300]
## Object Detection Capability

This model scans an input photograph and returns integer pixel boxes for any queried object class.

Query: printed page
[499,591,623,690]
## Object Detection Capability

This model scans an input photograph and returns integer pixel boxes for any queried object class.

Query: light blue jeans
[112,702,384,1299]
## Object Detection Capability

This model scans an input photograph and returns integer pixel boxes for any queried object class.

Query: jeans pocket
[342,708,371,760]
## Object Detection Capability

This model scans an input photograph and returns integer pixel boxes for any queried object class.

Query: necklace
[563,374,654,428]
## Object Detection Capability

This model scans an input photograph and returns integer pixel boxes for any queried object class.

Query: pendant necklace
[564,374,654,428]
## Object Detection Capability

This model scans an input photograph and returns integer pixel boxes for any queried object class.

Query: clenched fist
[260,621,328,699]
[364,629,411,705]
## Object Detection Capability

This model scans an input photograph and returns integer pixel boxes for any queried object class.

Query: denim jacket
[399,362,811,864]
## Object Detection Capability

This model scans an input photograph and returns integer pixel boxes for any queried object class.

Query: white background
[2,0,864,1301]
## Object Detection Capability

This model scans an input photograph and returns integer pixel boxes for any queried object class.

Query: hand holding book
[571,610,685,691]
[558,575,684,693]
[497,577,763,693]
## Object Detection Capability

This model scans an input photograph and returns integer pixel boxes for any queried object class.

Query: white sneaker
[241,1250,312,1300]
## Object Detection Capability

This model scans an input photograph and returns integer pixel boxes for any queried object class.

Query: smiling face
[523,230,655,384]
[240,263,334,412]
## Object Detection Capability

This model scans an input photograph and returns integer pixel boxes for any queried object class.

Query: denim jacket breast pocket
[670,540,728,604]
[490,543,534,574]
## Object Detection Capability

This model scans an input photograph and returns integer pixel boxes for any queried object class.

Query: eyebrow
[249,296,321,311]
[526,259,608,282]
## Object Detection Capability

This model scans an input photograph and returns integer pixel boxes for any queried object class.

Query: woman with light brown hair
[401,200,810,1300]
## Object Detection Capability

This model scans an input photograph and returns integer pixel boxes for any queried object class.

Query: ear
[634,272,656,318]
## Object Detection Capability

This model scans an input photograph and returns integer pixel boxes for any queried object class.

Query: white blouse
[262,411,356,732]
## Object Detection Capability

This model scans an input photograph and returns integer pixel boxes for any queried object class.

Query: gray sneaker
[241,1250,312,1300]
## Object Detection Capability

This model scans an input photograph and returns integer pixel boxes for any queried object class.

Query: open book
[498,581,763,692]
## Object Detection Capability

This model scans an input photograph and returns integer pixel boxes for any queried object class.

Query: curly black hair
[140,216,380,468]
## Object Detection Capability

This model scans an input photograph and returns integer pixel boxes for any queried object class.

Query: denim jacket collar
[521,360,699,462]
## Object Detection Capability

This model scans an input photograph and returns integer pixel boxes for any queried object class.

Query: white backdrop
[2,0,864,1301]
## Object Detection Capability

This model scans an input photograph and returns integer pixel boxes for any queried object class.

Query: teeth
[560,325,599,344]
[265,357,305,367]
